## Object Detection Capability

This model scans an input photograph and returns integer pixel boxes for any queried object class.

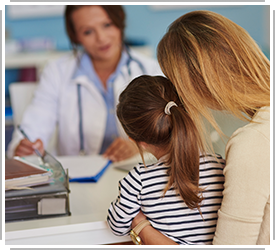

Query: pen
[17,125,45,162]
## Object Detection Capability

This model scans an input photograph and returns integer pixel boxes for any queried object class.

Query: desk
[5,159,133,245]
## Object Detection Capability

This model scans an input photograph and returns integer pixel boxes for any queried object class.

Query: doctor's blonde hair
[117,75,205,211]
[157,10,270,150]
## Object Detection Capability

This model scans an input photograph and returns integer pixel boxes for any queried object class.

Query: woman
[131,10,270,245]
[7,5,162,161]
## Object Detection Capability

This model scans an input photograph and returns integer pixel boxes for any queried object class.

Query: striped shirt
[107,154,225,245]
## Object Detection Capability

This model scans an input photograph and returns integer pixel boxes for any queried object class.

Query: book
[5,157,52,190]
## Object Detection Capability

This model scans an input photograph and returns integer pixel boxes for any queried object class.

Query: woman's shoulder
[129,48,154,60]
[229,106,270,145]
[128,48,162,74]
[46,51,76,67]
[225,106,270,174]
[41,51,78,80]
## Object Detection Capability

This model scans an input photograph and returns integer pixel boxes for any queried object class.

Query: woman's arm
[132,211,178,245]
[213,126,270,244]
[138,226,178,245]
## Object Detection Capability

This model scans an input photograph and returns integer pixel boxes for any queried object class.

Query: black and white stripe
[107,154,225,245]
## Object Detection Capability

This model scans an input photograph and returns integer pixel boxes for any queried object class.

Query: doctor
[7,5,162,161]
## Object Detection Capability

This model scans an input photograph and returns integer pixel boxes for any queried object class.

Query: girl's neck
[146,145,167,161]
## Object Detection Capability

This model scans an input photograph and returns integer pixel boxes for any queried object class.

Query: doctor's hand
[14,138,45,157]
[103,138,139,162]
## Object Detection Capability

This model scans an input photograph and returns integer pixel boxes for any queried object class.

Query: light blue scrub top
[73,51,129,154]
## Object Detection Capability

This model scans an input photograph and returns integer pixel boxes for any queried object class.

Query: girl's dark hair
[65,5,126,53]
[117,75,205,210]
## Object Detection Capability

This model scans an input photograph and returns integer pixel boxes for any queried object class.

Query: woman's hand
[103,138,139,162]
[14,138,45,157]
[132,211,178,245]
[132,210,147,228]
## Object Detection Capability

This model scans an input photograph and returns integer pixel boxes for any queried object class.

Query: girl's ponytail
[164,106,204,210]
[117,75,206,211]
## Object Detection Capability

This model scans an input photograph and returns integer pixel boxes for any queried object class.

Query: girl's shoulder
[198,154,225,184]
[133,160,169,175]
[199,153,226,170]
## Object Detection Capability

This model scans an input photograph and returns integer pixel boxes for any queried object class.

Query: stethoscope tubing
[77,84,85,155]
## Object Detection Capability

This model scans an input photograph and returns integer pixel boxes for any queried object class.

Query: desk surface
[5,156,137,245]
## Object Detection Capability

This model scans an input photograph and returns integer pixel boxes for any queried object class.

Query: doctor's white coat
[7,49,162,158]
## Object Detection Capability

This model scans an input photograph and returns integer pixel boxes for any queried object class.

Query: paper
[56,155,110,179]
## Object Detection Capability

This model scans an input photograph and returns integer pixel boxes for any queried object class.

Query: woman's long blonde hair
[157,10,270,150]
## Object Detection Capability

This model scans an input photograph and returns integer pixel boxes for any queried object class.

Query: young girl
[107,75,225,245]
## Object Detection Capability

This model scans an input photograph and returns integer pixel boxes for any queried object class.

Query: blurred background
[5,4,270,157]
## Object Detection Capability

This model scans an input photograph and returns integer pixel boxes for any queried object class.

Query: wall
[5,5,270,55]
[124,5,269,57]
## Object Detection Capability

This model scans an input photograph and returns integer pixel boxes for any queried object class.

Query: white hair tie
[164,101,178,115]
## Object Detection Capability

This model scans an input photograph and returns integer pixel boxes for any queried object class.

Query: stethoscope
[77,47,146,155]
[125,45,147,76]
